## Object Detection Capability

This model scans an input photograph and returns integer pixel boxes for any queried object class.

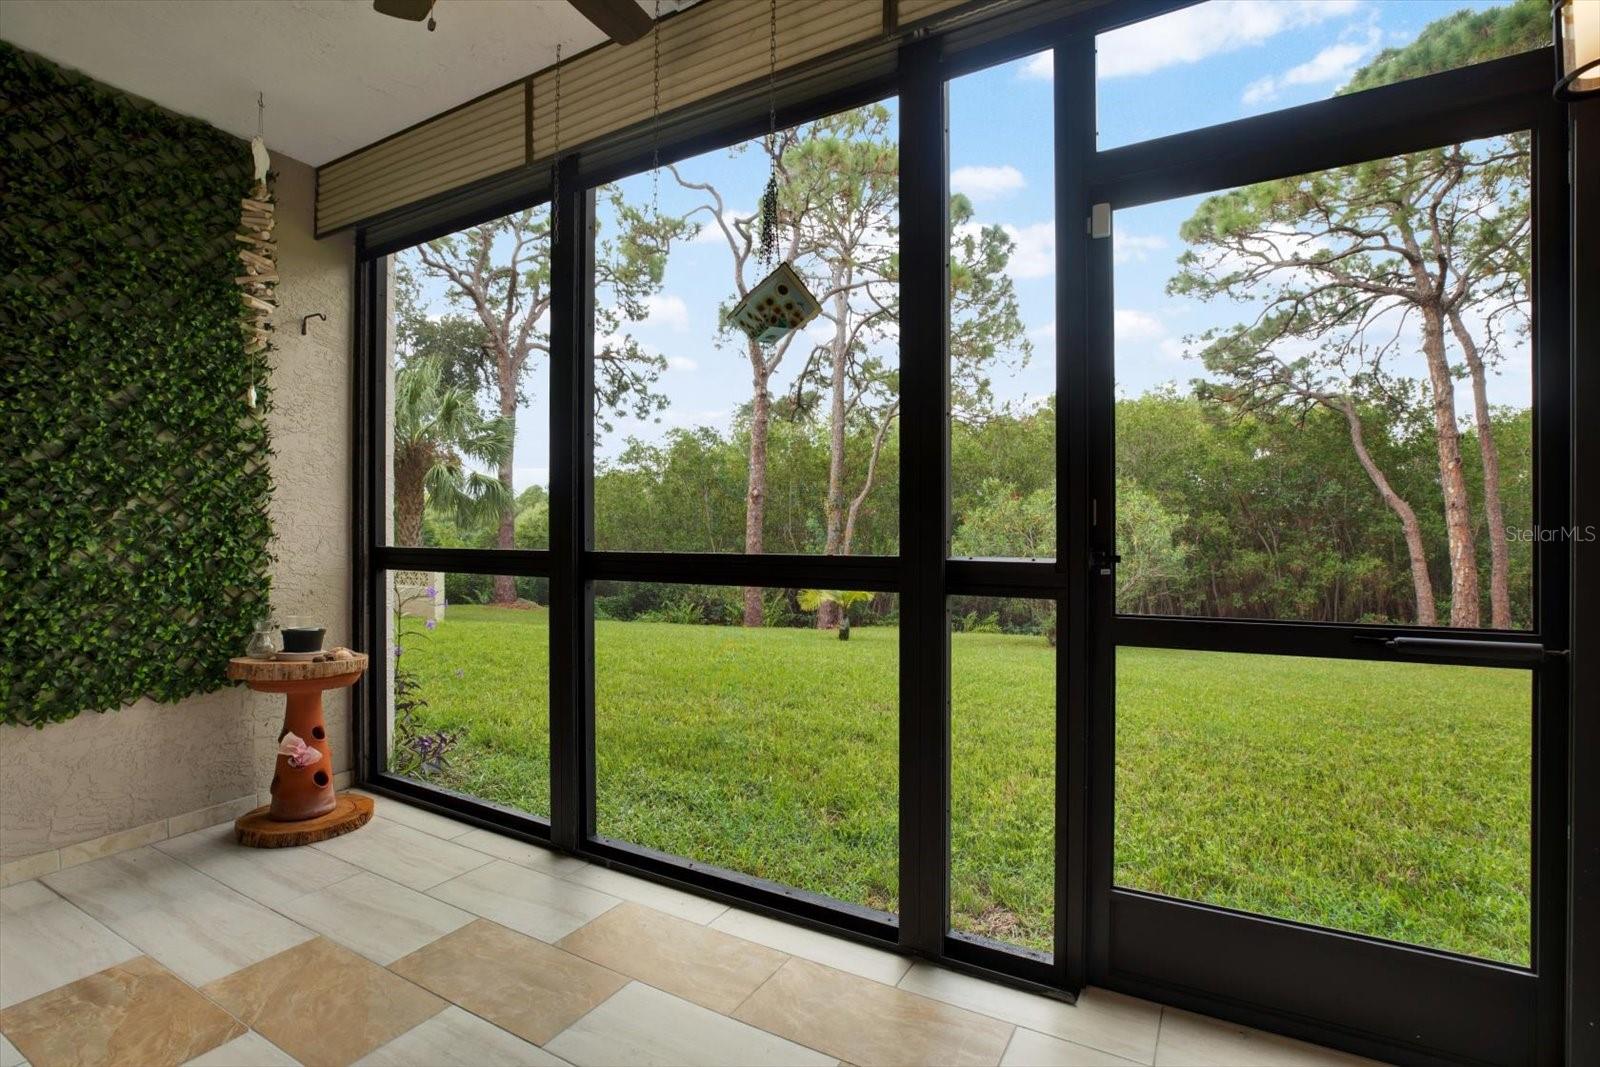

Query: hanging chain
[759,0,779,267]
[551,42,562,240]
[651,0,662,215]
[256,92,265,138]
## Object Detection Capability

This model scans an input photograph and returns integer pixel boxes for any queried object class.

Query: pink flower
[278,732,318,768]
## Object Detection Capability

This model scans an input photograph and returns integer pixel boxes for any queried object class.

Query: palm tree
[797,589,875,640]
[393,357,513,546]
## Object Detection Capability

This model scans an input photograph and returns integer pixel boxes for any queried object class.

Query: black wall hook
[300,312,327,335]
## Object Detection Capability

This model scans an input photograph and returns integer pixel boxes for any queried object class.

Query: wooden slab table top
[227,652,373,848]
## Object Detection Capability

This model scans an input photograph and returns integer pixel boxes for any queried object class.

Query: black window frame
[347,3,1579,1062]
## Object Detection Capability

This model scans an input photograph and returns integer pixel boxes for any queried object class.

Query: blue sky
[401,0,1533,499]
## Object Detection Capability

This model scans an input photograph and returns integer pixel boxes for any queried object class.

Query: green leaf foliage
[0,43,272,725]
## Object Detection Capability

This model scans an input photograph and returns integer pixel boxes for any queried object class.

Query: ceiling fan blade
[568,0,655,44]
[373,0,435,22]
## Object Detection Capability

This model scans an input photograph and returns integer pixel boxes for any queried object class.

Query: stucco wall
[0,153,354,862]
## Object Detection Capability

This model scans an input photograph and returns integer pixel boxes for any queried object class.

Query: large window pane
[385,571,549,819]
[595,582,897,914]
[1114,135,1532,628]
[1097,1,1550,149]
[948,54,1056,560]
[950,596,1056,955]
[1114,648,1531,964]
[387,207,551,554]
[592,100,900,560]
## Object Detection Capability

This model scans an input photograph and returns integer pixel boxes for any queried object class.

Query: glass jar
[246,619,279,659]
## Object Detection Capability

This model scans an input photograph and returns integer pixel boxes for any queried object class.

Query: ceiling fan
[373,0,656,44]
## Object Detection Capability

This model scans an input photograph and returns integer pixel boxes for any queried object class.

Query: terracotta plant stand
[227,654,373,848]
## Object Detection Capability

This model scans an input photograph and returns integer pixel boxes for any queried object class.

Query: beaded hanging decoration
[735,0,821,346]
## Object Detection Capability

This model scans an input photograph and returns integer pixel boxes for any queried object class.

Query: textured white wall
[0,153,355,861]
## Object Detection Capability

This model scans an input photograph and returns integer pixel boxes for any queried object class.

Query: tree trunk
[394,447,429,547]
[1419,306,1481,627]
[742,343,770,627]
[817,278,851,631]
[493,353,518,606]
[1339,399,1438,626]
[1449,308,1512,628]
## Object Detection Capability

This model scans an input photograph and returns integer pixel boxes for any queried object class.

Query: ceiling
[0,0,688,166]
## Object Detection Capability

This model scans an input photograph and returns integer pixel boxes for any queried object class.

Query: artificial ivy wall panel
[0,42,274,725]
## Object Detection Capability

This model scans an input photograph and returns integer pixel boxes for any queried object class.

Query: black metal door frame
[1078,50,1571,1067]
[346,5,1577,1061]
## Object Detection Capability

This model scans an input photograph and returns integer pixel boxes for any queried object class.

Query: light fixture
[1554,0,1600,101]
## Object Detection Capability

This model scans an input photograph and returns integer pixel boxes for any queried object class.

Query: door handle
[1381,636,1546,664]
[1090,550,1121,576]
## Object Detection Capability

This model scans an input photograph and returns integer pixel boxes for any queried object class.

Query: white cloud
[951,164,1027,201]
[1020,51,1053,81]
[1113,233,1169,265]
[645,293,690,332]
[1115,309,1167,342]
[953,218,1053,279]
[1159,337,1190,362]
[667,356,698,372]
[1097,0,1362,79]
[1029,320,1056,343]
[663,407,728,428]
[995,221,1055,280]
[1241,26,1381,105]
[689,211,750,245]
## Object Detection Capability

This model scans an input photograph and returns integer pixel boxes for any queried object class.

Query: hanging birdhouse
[731,262,821,346]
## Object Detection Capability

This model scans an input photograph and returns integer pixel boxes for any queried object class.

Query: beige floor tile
[455,828,590,877]
[311,818,491,890]
[354,1005,567,1066]
[0,956,243,1067]
[348,792,476,840]
[0,880,140,1009]
[1153,1009,1380,1067]
[561,864,728,924]
[1002,1027,1144,1066]
[42,848,313,987]
[547,980,834,1067]
[428,859,619,941]
[203,938,445,1067]
[184,1030,301,1066]
[0,1032,25,1067]
[709,908,911,985]
[556,901,788,1013]
[155,823,360,907]
[736,957,1014,1067]
[390,919,627,1046]
[285,871,473,965]
[900,966,1161,1064]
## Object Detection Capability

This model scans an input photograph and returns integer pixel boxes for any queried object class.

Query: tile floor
[0,793,1384,1067]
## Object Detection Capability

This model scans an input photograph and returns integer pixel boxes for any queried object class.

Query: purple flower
[391,644,403,659]
[425,619,437,631]
[425,585,437,598]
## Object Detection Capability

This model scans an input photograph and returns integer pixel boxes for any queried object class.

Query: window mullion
[897,38,951,959]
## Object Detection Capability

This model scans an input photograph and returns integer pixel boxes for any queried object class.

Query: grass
[396,604,1531,965]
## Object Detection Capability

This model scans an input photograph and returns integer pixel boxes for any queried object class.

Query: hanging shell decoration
[730,262,821,346]
[238,135,277,407]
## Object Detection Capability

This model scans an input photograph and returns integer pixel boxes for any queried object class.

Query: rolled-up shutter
[317,82,526,236]
[531,0,881,160]
[316,0,1026,235]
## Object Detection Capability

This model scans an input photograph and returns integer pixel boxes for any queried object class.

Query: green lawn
[396,604,1531,964]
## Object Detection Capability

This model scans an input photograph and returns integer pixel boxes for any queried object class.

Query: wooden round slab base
[234,793,374,848]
